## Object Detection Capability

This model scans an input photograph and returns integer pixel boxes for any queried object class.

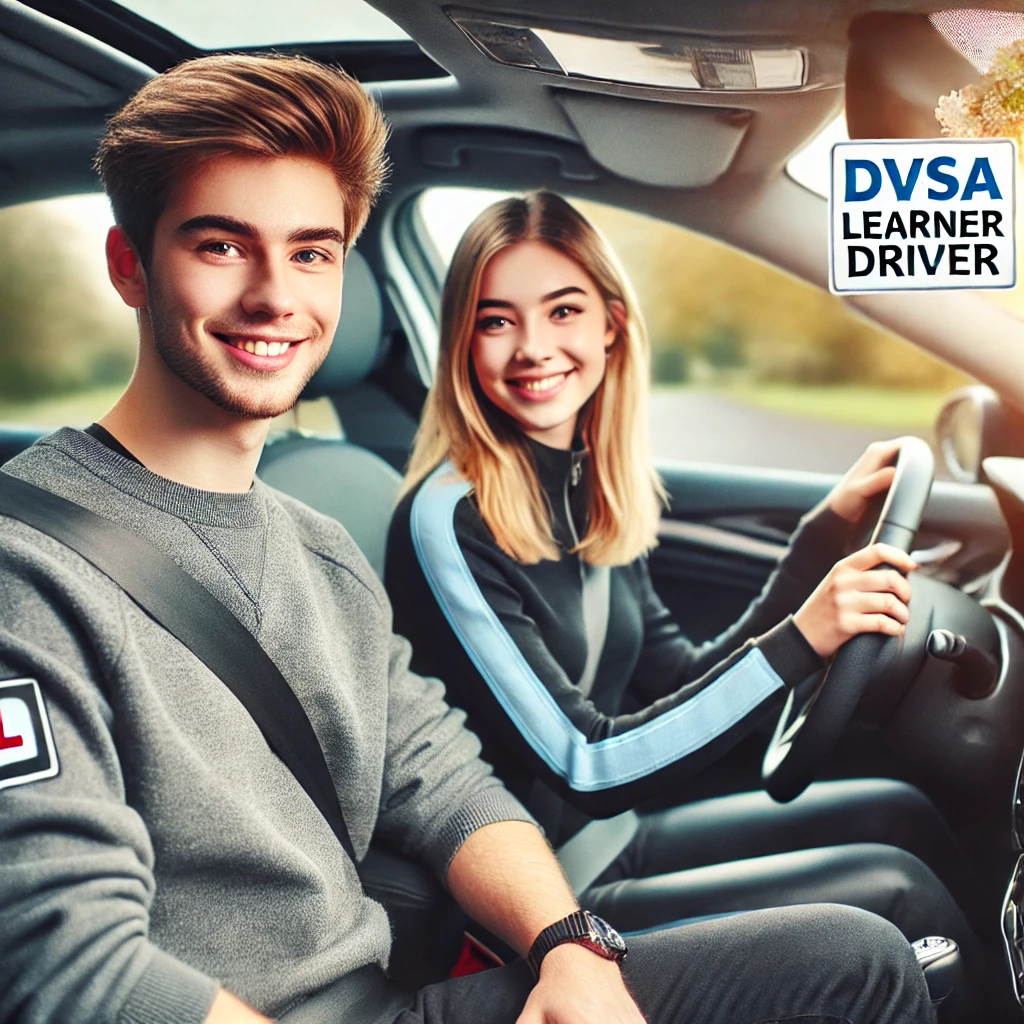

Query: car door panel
[652,460,1008,644]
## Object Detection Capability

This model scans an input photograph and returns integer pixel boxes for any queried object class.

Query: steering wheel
[762,436,935,803]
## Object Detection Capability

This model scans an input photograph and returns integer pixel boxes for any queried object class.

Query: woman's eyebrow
[541,286,586,302]
[477,285,586,311]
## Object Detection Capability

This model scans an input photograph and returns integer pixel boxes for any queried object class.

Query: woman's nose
[515,322,553,363]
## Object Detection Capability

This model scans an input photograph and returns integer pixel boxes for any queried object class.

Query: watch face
[585,912,628,956]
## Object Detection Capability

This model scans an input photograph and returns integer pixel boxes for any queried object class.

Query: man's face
[144,154,347,420]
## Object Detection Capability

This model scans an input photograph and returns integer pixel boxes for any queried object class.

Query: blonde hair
[403,191,665,565]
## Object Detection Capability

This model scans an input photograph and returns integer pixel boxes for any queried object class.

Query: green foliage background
[575,199,974,391]
[0,196,136,402]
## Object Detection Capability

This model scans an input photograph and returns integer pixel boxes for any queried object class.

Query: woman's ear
[106,226,148,309]
[605,299,627,349]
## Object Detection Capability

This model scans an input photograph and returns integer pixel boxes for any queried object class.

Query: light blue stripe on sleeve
[410,462,785,792]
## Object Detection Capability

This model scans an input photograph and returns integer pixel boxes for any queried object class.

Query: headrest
[302,248,383,399]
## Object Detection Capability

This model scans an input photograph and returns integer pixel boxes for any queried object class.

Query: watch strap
[527,910,625,977]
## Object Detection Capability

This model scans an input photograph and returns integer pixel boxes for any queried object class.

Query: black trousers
[396,904,935,1024]
[573,779,982,1024]
[594,780,968,894]
[581,779,975,948]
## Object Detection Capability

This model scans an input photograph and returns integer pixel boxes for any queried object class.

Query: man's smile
[212,330,307,370]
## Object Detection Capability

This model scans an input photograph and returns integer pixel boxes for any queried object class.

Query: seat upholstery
[257,249,401,579]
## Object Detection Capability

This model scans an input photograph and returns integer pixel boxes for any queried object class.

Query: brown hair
[403,191,665,566]
[95,53,389,264]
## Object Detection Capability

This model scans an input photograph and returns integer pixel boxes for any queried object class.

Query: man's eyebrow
[287,226,346,246]
[176,215,258,238]
[175,216,346,247]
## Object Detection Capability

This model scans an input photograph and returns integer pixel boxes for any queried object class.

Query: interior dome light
[448,9,806,91]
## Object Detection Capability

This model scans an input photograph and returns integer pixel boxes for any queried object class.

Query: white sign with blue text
[829,138,1016,294]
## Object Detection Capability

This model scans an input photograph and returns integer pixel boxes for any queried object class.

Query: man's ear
[106,226,147,309]
[604,299,627,349]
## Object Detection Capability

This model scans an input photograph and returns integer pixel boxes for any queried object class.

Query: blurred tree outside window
[417,187,975,471]
[0,195,137,427]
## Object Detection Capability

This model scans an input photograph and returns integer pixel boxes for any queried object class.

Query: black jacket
[386,440,848,830]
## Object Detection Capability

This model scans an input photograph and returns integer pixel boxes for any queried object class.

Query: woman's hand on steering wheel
[793,543,919,659]
[826,438,909,525]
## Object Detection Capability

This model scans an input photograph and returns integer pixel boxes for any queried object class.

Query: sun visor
[555,92,750,188]
[845,13,980,139]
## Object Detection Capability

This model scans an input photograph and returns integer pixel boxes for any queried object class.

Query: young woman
[385,191,974,957]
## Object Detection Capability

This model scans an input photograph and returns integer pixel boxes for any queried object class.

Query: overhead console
[446,8,808,92]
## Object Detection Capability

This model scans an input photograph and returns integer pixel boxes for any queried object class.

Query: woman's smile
[505,369,575,401]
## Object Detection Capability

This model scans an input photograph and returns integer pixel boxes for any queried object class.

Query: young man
[0,54,936,1024]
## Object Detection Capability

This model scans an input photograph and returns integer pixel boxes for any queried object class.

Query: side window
[415,187,969,472]
[0,195,136,428]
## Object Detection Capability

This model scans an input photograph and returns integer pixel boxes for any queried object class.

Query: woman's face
[470,240,616,450]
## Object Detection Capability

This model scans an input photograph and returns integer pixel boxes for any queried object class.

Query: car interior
[4,0,1024,1017]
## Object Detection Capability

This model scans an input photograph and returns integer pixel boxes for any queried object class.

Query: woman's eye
[477,315,509,331]
[551,305,582,320]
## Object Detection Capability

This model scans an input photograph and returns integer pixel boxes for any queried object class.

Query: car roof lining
[2,0,964,210]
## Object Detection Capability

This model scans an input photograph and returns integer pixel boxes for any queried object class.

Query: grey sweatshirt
[0,428,534,1024]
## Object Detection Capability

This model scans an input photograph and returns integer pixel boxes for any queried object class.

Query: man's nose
[241,259,295,319]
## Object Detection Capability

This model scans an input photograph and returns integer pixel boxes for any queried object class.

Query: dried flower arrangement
[935,37,1024,148]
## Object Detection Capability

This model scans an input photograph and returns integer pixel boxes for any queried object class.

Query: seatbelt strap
[558,809,640,896]
[0,472,357,864]
[577,564,610,698]
[556,562,624,895]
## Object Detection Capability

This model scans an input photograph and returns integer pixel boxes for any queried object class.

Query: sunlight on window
[113,0,409,48]
[417,187,510,264]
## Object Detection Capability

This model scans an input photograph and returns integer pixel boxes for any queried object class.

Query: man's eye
[202,241,240,257]
[477,316,509,331]
[294,249,329,266]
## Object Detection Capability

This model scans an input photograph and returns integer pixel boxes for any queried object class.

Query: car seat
[257,248,401,580]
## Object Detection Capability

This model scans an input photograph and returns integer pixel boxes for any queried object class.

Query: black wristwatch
[527,910,628,977]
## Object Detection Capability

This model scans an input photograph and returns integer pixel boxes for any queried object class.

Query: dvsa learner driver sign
[830,138,1016,294]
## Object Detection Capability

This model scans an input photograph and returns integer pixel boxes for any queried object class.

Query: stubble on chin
[146,291,329,421]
